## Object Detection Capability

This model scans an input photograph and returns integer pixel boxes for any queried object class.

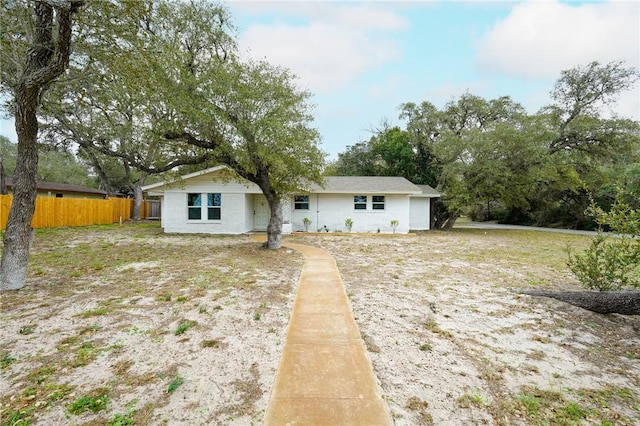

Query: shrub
[567,190,640,290]
[344,218,353,232]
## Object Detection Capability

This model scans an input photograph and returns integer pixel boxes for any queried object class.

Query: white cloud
[421,82,490,108]
[606,87,640,121]
[235,3,407,93]
[476,0,640,79]
[367,75,403,100]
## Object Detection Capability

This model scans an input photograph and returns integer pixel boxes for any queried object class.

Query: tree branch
[23,1,85,89]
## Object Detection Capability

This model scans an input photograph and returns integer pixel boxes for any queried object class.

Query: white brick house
[142,166,440,234]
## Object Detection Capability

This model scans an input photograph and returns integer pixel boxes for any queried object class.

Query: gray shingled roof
[414,184,441,198]
[308,176,422,194]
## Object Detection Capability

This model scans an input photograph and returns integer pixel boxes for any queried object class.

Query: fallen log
[516,290,640,315]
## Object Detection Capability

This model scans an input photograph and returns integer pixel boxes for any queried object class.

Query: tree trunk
[0,1,82,291]
[431,199,459,230]
[264,195,283,250]
[518,290,640,315]
[0,92,39,290]
[82,147,117,195]
[130,174,146,221]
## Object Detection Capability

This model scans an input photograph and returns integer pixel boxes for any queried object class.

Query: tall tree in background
[0,136,14,194]
[40,0,231,219]
[530,61,640,227]
[399,94,526,229]
[331,126,440,186]
[0,0,84,290]
[334,62,639,231]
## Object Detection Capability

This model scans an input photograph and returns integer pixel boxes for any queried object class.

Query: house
[3,178,108,199]
[141,166,440,234]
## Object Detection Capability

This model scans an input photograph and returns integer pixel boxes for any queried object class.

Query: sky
[227,0,640,158]
[1,0,638,160]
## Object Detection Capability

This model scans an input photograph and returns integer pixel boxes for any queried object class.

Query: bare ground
[1,223,639,425]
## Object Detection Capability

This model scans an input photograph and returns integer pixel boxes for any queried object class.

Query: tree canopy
[1,0,325,253]
[331,61,639,230]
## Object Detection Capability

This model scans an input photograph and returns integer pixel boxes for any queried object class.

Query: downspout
[316,193,319,232]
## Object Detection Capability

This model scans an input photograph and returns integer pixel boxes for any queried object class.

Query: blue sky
[228,0,640,158]
[1,0,638,161]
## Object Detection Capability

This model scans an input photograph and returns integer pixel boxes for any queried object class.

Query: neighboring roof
[308,176,422,194]
[412,184,441,198]
[4,178,107,196]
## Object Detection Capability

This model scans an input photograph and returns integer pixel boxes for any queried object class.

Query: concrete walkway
[257,238,393,425]
[454,221,601,236]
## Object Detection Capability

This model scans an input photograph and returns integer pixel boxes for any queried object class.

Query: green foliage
[1,408,34,426]
[1,353,16,369]
[567,233,638,290]
[107,412,136,426]
[167,375,184,393]
[344,218,353,231]
[567,191,640,290]
[67,393,109,414]
[330,126,439,187]
[333,62,639,231]
[174,320,197,336]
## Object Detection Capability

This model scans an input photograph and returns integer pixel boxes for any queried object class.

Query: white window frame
[207,193,222,220]
[372,195,385,210]
[294,195,309,210]
[187,192,222,221]
[187,193,202,220]
[354,195,367,210]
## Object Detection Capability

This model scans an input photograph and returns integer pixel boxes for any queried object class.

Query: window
[354,195,367,210]
[188,193,222,220]
[372,195,385,210]
[207,193,221,220]
[294,195,309,210]
[187,193,202,220]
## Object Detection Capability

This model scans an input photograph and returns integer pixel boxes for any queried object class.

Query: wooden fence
[0,195,157,230]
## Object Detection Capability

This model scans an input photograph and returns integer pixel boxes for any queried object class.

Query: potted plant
[390,219,399,234]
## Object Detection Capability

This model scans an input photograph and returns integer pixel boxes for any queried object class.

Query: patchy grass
[289,229,639,425]
[2,223,638,425]
[174,320,197,336]
[506,386,638,425]
[68,390,110,414]
[166,375,185,394]
[0,222,301,425]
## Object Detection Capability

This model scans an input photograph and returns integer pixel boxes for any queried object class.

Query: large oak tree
[0,0,84,290]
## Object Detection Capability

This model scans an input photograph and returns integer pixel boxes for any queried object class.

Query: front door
[253,195,270,231]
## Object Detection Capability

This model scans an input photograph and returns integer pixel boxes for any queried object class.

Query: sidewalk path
[258,239,393,425]
[454,221,600,236]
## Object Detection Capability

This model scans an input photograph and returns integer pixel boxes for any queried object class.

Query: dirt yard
[1,223,638,425]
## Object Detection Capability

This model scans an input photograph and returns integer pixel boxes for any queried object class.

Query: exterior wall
[159,172,261,234]
[162,191,251,234]
[409,197,431,230]
[290,193,412,233]
[163,173,261,194]
[160,196,166,229]
[281,196,292,234]
[244,194,255,231]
